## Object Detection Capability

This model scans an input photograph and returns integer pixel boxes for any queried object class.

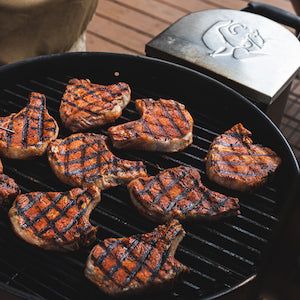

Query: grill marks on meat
[108,98,193,152]
[128,166,240,222]
[205,123,282,192]
[47,133,147,190]
[60,79,131,132]
[0,92,59,159]
[0,159,20,205]
[9,186,100,251]
[85,219,189,296]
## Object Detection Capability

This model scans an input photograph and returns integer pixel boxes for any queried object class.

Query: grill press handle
[243,2,300,37]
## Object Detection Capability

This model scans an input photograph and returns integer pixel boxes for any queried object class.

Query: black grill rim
[0,52,299,300]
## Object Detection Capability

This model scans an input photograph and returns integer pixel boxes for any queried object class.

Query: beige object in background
[0,0,98,65]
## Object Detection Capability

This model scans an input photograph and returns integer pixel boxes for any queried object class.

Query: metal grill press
[0,53,298,300]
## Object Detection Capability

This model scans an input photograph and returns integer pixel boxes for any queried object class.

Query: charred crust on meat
[107,98,194,152]
[8,186,101,251]
[0,92,59,159]
[205,123,282,192]
[127,166,240,222]
[84,219,189,296]
[47,132,148,190]
[60,78,131,132]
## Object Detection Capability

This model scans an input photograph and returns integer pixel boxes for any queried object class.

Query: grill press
[0,52,298,299]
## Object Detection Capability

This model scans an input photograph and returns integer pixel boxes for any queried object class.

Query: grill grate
[0,70,290,300]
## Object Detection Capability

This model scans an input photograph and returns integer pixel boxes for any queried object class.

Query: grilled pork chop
[205,123,282,192]
[60,79,131,132]
[0,92,59,159]
[9,186,100,251]
[108,98,193,152]
[128,166,240,222]
[48,133,147,190]
[0,159,20,205]
[85,219,189,296]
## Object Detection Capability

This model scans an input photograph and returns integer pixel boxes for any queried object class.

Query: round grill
[0,53,298,300]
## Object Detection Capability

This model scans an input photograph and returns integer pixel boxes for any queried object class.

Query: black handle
[242,1,300,32]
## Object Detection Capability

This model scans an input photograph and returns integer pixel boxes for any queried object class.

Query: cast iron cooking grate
[0,74,282,300]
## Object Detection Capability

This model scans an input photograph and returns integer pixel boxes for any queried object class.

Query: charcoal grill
[0,52,298,300]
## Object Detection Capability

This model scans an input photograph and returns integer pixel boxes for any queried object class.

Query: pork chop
[0,159,20,205]
[108,98,193,152]
[85,219,189,296]
[47,133,147,189]
[205,123,282,192]
[128,166,240,222]
[60,79,131,132]
[9,186,100,251]
[0,92,59,159]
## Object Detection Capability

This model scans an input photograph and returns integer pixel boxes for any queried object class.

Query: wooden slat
[114,0,186,23]
[155,0,222,12]
[96,0,169,37]
[87,14,151,55]
[86,31,134,54]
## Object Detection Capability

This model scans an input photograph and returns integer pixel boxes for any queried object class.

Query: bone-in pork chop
[205,123,282,192]
[60,79,131,132]
[0,92,59,159]
[47,133,147,190]
[128,166,240,222]
[0,159,20,205]
[108,98,193,152]
[85,219,189,296]
[9,186,100,251]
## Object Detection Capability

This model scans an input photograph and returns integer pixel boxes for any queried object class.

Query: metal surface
[0,52,298,300]
[146,9,300,104]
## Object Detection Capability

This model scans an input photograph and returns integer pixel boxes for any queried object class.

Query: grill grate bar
[192,124,219,137]
[182,280,201,291]
[189,143,210,154]
[199,224,261,255]
[94,205,152,235]
[178,247,248,281]
[45,76,69,86]
[5,281,43,299]
[2,88,58,115]
[186,232,255,266]
[236,214,272,232]
[160,154,206,174]
[223,223,267,243]
[188,267,217,283]
[239,203,278,221]
[252,192,276,205]
[193,135,215,146]
[29,79,66,95]
[3,165,57,192]
[5,265,70,300]
[14,84,62,107]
